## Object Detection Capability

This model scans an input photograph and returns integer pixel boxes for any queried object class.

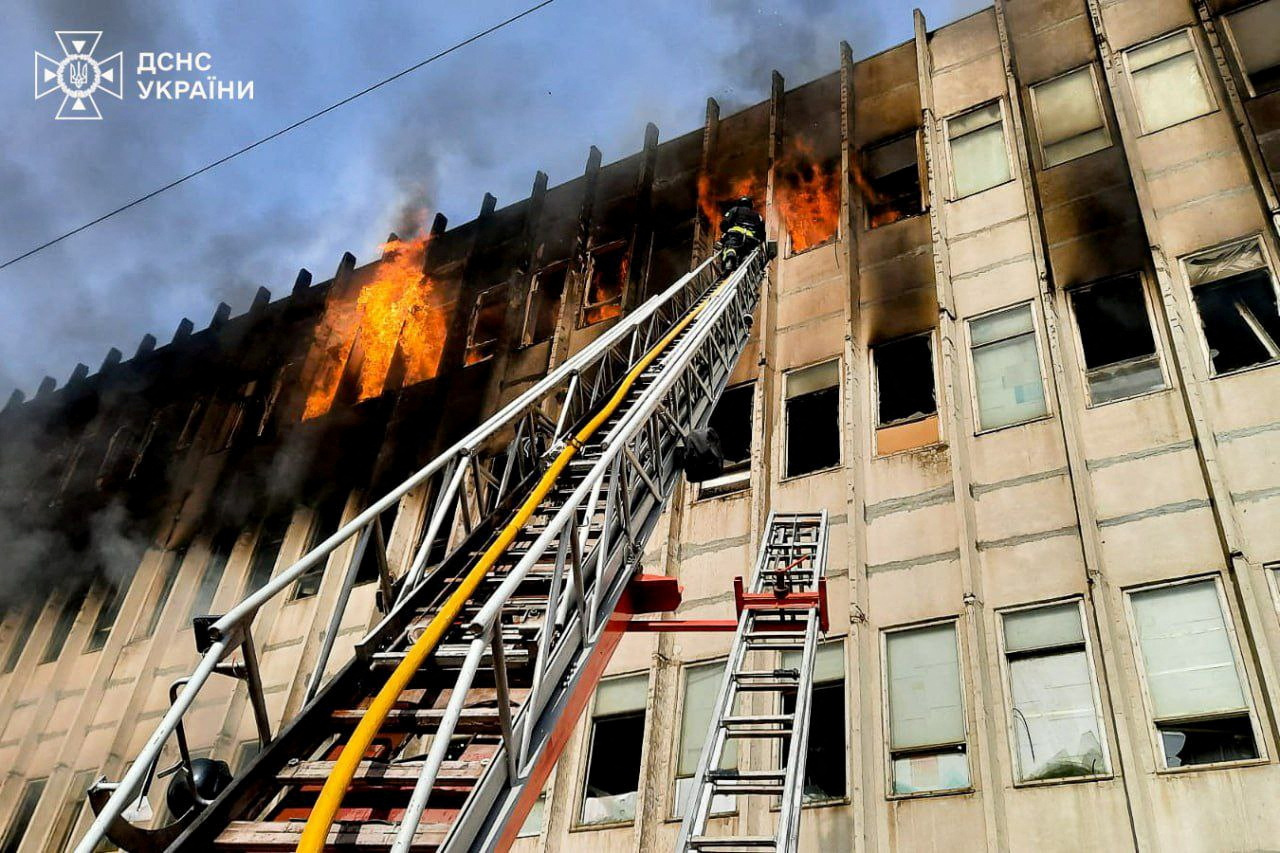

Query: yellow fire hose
[297,278,728,851]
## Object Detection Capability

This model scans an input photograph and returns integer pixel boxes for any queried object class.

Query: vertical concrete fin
[100,348,123,373]
[292,268,313,294]
[135,333,157,359]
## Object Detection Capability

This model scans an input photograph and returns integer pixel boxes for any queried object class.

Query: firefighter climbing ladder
[675,511,828,853]
[77,246,768,852]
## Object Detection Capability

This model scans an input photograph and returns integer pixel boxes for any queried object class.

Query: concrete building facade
[2,0,1280,849]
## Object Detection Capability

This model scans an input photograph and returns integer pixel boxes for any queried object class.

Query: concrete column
[547,146,604,371]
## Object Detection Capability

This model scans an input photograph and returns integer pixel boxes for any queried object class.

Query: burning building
[4,0,1280,849]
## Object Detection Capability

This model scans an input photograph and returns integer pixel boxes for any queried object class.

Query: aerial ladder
[77,244,783,852]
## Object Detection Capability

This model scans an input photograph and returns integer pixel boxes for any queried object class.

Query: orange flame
[776,138,840,253]
[303,234,445,419]
[697,172,764,233]
[581,247,628,325]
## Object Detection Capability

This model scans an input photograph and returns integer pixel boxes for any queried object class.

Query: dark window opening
[243,513,291,597]
[175,400,204,450]
[190,529,237,621]
[292,495,346,600]
[96,425,139,489]
[138,548,186,639]
[861,132,923,229]
[86,576,126,653]
[581,243,628,327]
[699,384,754,497]
[465,286,508,365]
[785,361,840,478]
[2,606,40,674]
[41,585,88,663]
[783,680,846,802]
[1193,268,1280,374]
[1,777,47,853]
[875,334,937,427]
[1158,714,1258,767]
[523,262,567,345]
[1227,1,1280,96]
[353,504,396,587]
[1070,276,1165,404]
[580,711,645,825]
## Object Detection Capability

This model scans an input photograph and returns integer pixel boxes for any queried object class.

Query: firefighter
[716,196,766,274]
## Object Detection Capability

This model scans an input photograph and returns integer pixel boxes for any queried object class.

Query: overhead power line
[0,0,556,273]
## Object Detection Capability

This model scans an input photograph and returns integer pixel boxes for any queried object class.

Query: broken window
[465,285,508,365]
[580,242,628,327]
[1,777,47,853]
[96,424,139,488]
[190,530,238,621]
[136,547,186,640]
[1225,1,1280,96]
[781,642,846,803]
[175,400,205,450]
[885,621,970,795]
[243,513,291,598]
[946,102,1011,198]
[968,304,1048,431]
[1124,30,1215,133]
[1069,276,1166,404]
[784,360,840,478]
[873,332,938,454]
[862,132,923,228]
[580,673,647,826]
[292,495,346,600]
[41,585,88,664]
[1128,578,1260,768]
[2,605,40,674]
[46,769,96,853]
[1030,66,1111,167]
[699,383,754,498]
[522,261,567,345]
[673,660,737,818]
[1000,601,1109,782]
[1185,238,1280,375]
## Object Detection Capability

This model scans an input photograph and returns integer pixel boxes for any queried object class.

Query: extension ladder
[675,511,829,853]
[77,247,767,852]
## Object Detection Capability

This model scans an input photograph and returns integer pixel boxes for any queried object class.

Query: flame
[776,138,840,253]
[581,248,628,325]
[697,172,764,232]
[849,156,909,230]
[303,234,445,419]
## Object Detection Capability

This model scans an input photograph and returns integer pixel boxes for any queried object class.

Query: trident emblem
[34,31,123,120]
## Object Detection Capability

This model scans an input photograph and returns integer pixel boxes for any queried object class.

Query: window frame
[464,283,509,366]
[1123,574,1268,773]
[965,302,1053,434]
[668,657,739,821]
[1064,273,1170,408]
[773,638,850,809]
[1121,28,1219,136]
[860,129,927,230]
[870,330,942,456]
[1028,64,1113,169]
[578,240,629,328]
[521,260,569,347]
[781,357,843,481]
[942,99,1015,201]
[695,381,756,500]
[1180,234,1280,378]
[880,617,973,800]
[573,670,650,830]
[1219,1,1280,99]
[994,597,1113,787]
[1265,560,1280,618]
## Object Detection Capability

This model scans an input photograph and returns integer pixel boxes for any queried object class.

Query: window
[41,586,88,664]
[1,777,47,853]
[292,496,346,600]
[2,606,40,674]
[46,769,97,853]
[1224,1,1280,96]
[1030,66,1111,167]
[1068,276,1166,404]
[884,622,970,795]
[175,400,204,450]
[86,572,131,653]
[580,242,627,326]
[465,285,508,365]
[946,102,1011,198]
[190,530,237,621]
[862,132,923,228]
[136,548,186,640]
[580,673,647,826]
[1124,30,1215,133]
[999,602,1109,783]
[673,660,737,818]
[1185,238,1280,375]
[233,739,262,774]
[1128,579,1260,768]
[784,360,840,478]
[781,642,846,803]
[968,304,1048,431]
[522,261,567,345]
[243,514,290,598]
[873,332,939,454]
[699,383,754,497]
[517,793,547,838]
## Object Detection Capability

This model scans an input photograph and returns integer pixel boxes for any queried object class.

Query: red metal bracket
[621,573,829,634]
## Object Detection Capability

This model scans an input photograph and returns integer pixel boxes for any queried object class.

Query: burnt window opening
[127,416,162,481]
[1225,1,1280,97]
[352,503,395,587]
[190,529,238,621]
[1,777,47,852]
[465,285,508,365]
[522,262,567,346]
[699,383,754,498]
[579,674,647,826]
[2,605,41,674]
[781,644,846,803]
[85,553,140,653]
[784,360,840,478]
[41,584,89,664]
[243,513,291,598]
[874,334,937,428]
[1069,276,1165,404]
[580,242,628,327]
[175,400,205,450]
[862,132,923,228]
[96,424,139,489]
[213,381,256,451]
[1186,238,1280,375]
[292,495,346,600]
[136,547,186,640]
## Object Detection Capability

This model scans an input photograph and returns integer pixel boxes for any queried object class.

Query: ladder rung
[723,729,793,739]
[689,837,777,849]
[731,681,799,693]
[333,707,503,733]
[722,714,792,726]
[733,669,798,680]
[214,821,444,850]
[276,758,484,787]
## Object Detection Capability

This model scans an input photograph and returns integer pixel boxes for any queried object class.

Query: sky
[0,0,988,401]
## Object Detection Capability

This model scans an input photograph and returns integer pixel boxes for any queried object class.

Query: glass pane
[1157,714,1258,767]
[785,359,839,399]
[1130,581,1248,719]
[971,304,1035,346]
[781,641,846,683]
[594,673,647,717]
[886,623,965,750]
[1128,31,1195,72]
[1229,2,1280,91]
[1003,603,1085,653]
[951,122,1012,197]
[1085,354,1166,404]
[1186,239,1266,287]
[672,776,735,820]
[949,102,1003,137]
[1044,127,1111,168]
[517,794,546,838]
[1035,68,1105,148]
[678,661,737,776]
[891,750,970,795]
[1009,651,1107,781]
[972,335,1048,430]
[1131,50,1214,131]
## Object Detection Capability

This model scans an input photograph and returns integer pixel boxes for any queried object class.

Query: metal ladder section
[76,248,766,853]
[676,511,829,853]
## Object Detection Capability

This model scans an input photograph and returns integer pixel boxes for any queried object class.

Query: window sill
[786,236,839,259]
[1011,772,1112,790]
[973,412,1053,438]
[1208,357,1280,381]
[886,786,974,802]
[948,177,1015,203]
[1136,108,1218,137]
[770,795,850,812]
[780,463,842,484]
[569,818,636,833]
[1083,384,1171,409]
[1155,756,1268,775]
[864,210,926,232]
